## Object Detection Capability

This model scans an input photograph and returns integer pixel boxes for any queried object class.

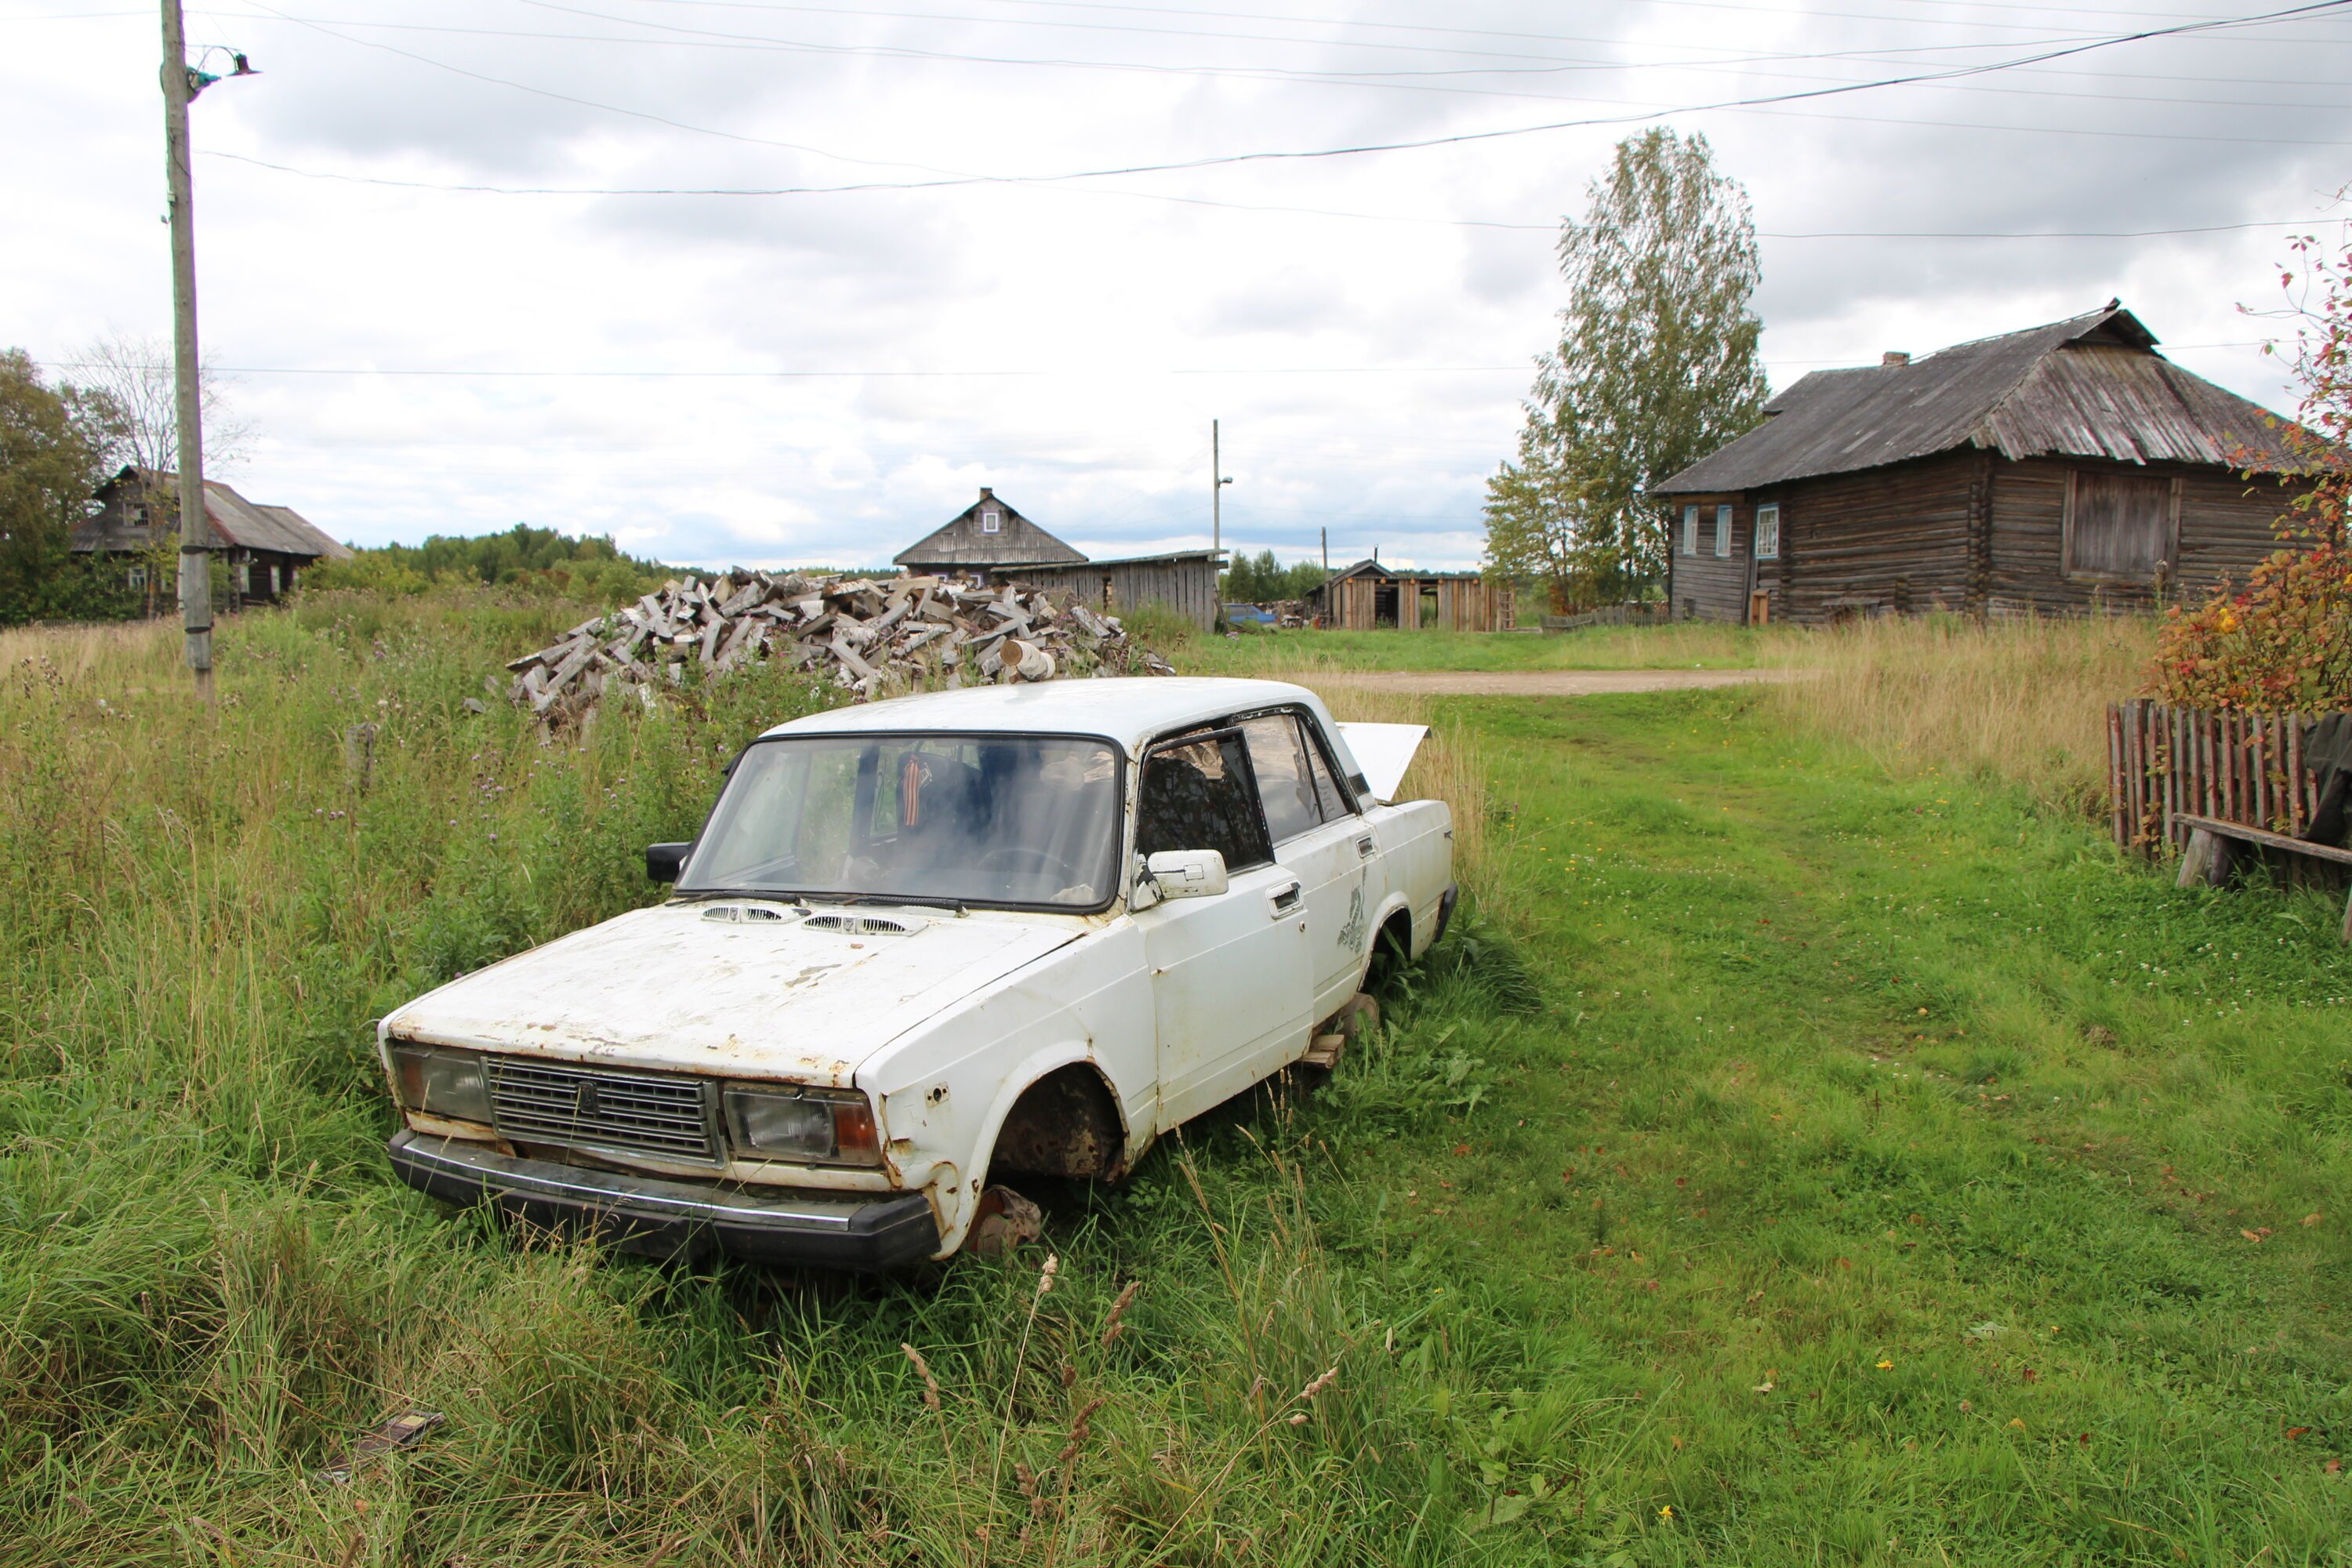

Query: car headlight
[390,1043,493,1124]
[723,1084,881,1167]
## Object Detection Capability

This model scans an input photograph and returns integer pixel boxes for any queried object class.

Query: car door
[1131,728,1312,1127]
[1237,712,1371,1025]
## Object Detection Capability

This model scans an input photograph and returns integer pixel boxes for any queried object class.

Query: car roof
[761,677,1339,754]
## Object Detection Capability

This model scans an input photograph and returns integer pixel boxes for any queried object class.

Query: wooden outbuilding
[73,466,351,612]
[894,488,1085,576]
[892,488,1224,630]
[1653,303,2309,624]
[1308,559,1516,631]
[992,550,1224,631]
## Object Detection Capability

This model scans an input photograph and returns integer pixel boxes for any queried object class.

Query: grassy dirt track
[2,601,2348,1565]
[1290,668,1789,696]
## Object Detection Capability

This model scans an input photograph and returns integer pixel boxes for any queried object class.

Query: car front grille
[486,1056,718,1164]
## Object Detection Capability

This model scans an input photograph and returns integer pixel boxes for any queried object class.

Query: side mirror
[646,842,690,884]
[1131,848,1227,910]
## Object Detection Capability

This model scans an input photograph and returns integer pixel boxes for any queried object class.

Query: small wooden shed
[1653,303,2308,624]
[1308,559,1515,631]
[891,489,1225,630]
[992,550,1224,631]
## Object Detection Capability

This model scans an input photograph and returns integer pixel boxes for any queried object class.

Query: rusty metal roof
[1655,304,2303,495]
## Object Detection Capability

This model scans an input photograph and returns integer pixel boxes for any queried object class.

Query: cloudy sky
[9,0,2350,571]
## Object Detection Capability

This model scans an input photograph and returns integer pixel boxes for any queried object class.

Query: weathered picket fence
[2107,699,2328,855]
[1541,604,1659,633]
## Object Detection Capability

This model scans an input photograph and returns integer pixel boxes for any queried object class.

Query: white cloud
[6,0,2345,571]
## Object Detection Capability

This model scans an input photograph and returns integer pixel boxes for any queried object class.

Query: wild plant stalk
[981,1253,1058,1566]
[1136,1361,1346,1567]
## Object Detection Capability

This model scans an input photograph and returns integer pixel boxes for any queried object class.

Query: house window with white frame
[980,507,1002,534]
[1754,503,1780,561]
[1680,505,1697,555]
[127,564,147,590]
[1714,504,1733,557]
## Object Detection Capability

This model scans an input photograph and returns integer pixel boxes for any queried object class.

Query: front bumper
[388,1131,941,1271]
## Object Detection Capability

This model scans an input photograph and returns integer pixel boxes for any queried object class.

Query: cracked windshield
[681,735,1122,909]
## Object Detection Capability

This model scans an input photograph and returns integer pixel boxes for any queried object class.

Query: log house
[1653,303,2311,624]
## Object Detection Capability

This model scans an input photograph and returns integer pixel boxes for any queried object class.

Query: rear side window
[1137,731,1272,872]
[1301,720,1354,821]
[1240,716,1321,843]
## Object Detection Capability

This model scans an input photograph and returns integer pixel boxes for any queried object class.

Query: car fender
[1367,886,1417,957]
[938,1040,1131,1254]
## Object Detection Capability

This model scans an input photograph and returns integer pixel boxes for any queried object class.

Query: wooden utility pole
[1211,419,1231,554]
[161,0,212,700]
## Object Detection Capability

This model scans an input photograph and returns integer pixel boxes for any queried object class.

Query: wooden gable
[895,489,1086,569]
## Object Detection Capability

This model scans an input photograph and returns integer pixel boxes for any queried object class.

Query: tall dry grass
[1762,612,2158,815]
[0,597,1547,1565]
[1306,677,1495,910]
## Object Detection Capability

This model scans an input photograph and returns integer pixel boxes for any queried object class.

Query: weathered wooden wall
[1987,459,2293,615]
[996,556,1221,631]
[898,492,1083,572]
[1323,575,1512,631]
[1766,453,1979,622]
[1674,453,2300,625]
[1668,503,1751,623]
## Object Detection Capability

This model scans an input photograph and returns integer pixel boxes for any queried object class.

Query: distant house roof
[895,488,1086,569]
[1655,303,2305,495]
[1311,559,1485,591]
[74,467,353,560]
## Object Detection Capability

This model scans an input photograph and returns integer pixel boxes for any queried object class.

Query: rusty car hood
[381,901,1086,1086]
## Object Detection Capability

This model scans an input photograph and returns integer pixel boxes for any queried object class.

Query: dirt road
[1303,668,1792,697]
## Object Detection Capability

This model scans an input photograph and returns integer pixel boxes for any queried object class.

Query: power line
[45,359,1534,378]
[212,0,2352,199]
[193,152,2342,244]
[529,0,2352,51]
[211,3,2352,118]
[38,339,2278,383]
[236,1,968,179]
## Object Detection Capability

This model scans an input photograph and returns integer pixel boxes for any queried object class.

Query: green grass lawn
[1321,691,2352,1562]
[1172,622,1769,674]
[3,603,2347,1565]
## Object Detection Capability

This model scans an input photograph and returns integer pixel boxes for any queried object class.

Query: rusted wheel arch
[988,1062,1129,1183]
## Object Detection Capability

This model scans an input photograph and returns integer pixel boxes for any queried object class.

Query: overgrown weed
[7,598,2347,1563]
[1760,610,2158,815]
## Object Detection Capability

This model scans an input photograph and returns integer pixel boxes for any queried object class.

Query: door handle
[1356,836,1376,858]
[1267,881,1302,917]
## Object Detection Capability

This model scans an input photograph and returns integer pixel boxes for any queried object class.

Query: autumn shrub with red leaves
[2146,205,2352,713]
[2149,539,2352,710]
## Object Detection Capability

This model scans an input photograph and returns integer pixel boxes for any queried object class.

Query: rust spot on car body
[991,1064,1127,1181]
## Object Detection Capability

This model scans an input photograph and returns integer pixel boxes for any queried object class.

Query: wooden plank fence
[2107,699,2329,856]
[1541,604,1660,633]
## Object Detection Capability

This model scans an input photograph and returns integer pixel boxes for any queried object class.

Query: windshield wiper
[803,891,973,913]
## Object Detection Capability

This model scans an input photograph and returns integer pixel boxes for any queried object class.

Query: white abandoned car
[382,677,1455,1269]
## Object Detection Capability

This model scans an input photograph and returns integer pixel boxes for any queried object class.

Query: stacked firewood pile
[505,571,1174,719]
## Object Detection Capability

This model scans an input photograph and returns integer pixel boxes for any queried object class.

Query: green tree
[0,350,122,625]
[1219,549,1330,604]
[1486,128,1769,611]
[304,524,670,599]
